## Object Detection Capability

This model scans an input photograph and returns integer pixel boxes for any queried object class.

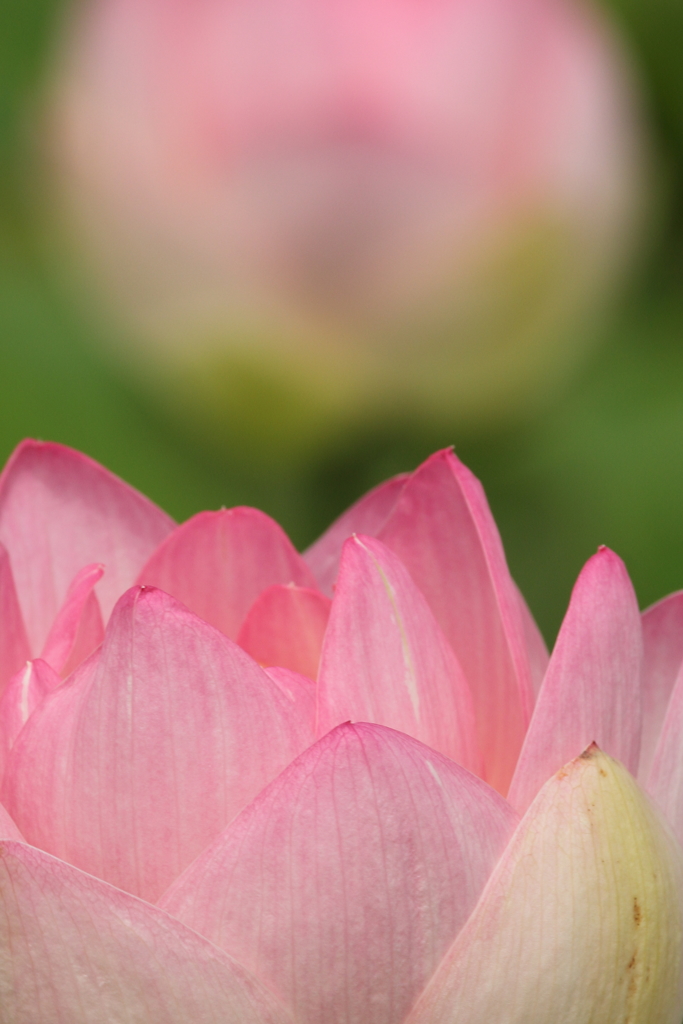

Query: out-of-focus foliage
[606,0,683,156]
[0,0,682,644]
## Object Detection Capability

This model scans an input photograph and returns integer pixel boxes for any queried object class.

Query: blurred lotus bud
[46,0,645,458]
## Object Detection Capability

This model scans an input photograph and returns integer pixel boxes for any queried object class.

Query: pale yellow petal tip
[408,743,683,1024]
[551,744,683,1023]
[553,739,602,780]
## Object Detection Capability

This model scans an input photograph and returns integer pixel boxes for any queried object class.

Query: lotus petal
[138,507,316,639]
[407,746,683,1024]
[264,666,317,732]
[40,563,104,676]
[641,591,683,781]
[304,474,408,595]
[0,659,60,782]
[508,548,642,813]
[648,662,683,848]
[0,544,29,697]
[160,723,518,1024]
[515,582,549,696]
[2,586,314,901]
[0,840,293,1024]
[238,584,331,680]
[0,440,174,651]
[306,450,535,791]
[0,802,23,840]
[317,535,481,773]
[374,450,533,792]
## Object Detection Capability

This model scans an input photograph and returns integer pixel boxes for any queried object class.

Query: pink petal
[137,508,317,639]
[2,586,314,902]
[0,659,60,782]
[264,666,317,733]
[640,591,683,782]
[508,548,642,814]
[0,841,293,1024]
[648,662,683,847]
[515,582,549,697]
[377,450,533,793]
[237,584,331,680]
[306,449,539,793]
[40,563,104,676]
[304,473,408,595]
[0,543,29,696]
[160,723,518,1024]
[317,535,481,774]
[407,747,683,1024]
[0,440,174,651]
[0,801,23,840]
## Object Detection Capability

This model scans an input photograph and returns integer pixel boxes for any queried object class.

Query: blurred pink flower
[1,439,682,1021]
[47,0,644,449]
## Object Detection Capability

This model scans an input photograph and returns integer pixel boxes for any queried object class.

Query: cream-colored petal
[407,746,683,1024]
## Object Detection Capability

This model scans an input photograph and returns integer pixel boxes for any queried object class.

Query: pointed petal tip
[40,562,106,675]
[111,582,177,615]
[580,546,630,584]
[319,535,481,772]
[508,547,641,813]
[0,439,175,651]
[137,506,315,640]
[303,471,410,594]
[161,718,516,1024]
[409,744,683,1024]
[594,543,623,562]
[375,445,533,793]
[3,579,315,902]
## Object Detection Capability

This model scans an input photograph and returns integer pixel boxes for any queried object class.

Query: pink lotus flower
[1,439,683,1022]
[47,0,643,447]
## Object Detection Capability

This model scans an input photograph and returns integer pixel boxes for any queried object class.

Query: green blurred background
[1,0,683,644]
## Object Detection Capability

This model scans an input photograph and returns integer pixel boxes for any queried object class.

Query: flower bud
[47,0,645,454]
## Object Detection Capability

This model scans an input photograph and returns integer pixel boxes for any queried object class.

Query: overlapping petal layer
[0,659,60,781]
[40,563,104,676]
[514,580,549,695]
[0,441,174,651]
[2,586,314,901]
[0,545,29,696]
[304,474,408,596]
[641,591,683,781]
[648,662,683,848]
[264,667,317,732]
[138,508,317,639]
[407,747,683,1024]
[0,801,22,840]
[161,723,517,1024]
[307,449,534,792]
[317,536,481,773]
[0,841,293,1024]
[509,547,642,813]
[238,584,331,679]
[0,437,681,1021]
[377,451,534,793]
